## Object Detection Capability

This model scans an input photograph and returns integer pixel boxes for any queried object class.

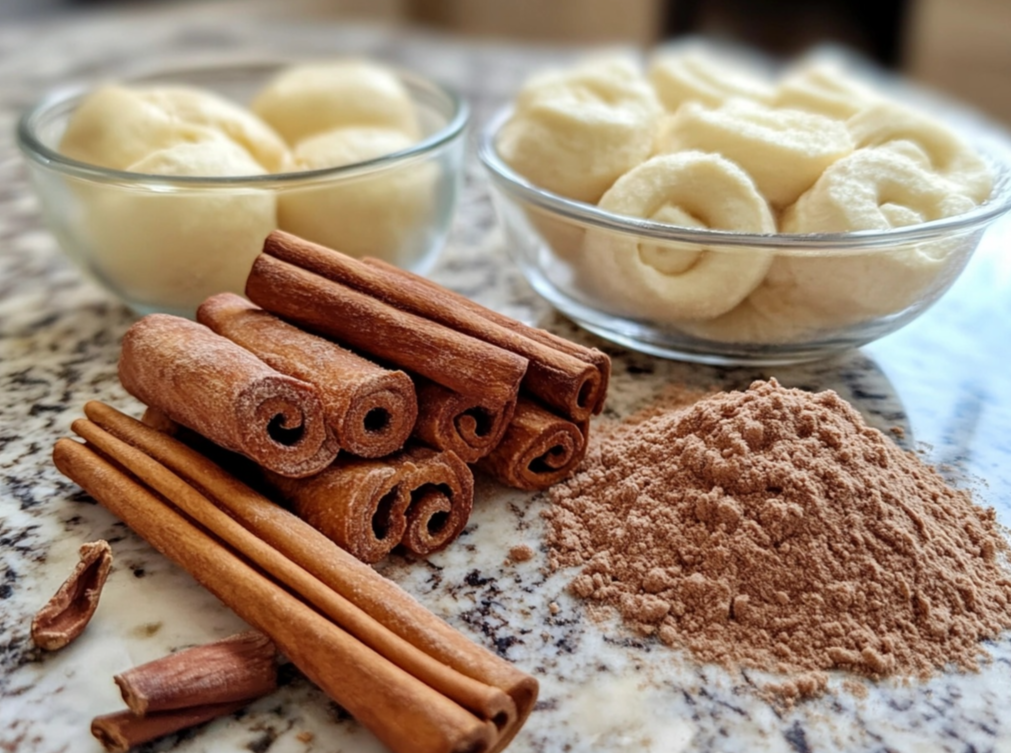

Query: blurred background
[2,0,1008,123]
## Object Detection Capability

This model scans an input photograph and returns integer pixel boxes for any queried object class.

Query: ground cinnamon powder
[546,379,1011,679]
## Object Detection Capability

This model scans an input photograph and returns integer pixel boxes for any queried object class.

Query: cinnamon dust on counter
[546,379,1011,682]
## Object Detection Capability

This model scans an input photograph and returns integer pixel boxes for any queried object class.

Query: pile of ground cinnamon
[546,379,1011,680]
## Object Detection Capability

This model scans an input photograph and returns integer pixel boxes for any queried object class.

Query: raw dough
[775,59,880,120]
[497,58,662,204]
[656,99,854,208]
[84,138,277,314]
[252,60,420,146]
[278,126,434,262]
[648,46,774,111]
[582,151,775,322]
[848,102,993,202]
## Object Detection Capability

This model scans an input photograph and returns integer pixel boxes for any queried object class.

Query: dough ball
[135,86,289,171]
[60,85,220,170]
[85,138,276,314]
[656,99,854,208]
[278,126,435,262]
[648,46,773,111]
[749,148,977,331]
[581,151,775,322]
[775,59,880,120]
[497,58,662,204]
[252,60,420,146]
[60,85,288,172]
[848,102,993,202]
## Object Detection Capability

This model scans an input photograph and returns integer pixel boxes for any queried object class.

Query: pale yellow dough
[648,46,774,111]
[582,151,775,322]
[252,61,420,146]
[656,99,854,208]
[60,84,288,172]
[85,138,277,313]
[749,148,977,331]
[278,126,434,261]
[848,102,993,202]
[497,58,662,204]
[775,59,880,120]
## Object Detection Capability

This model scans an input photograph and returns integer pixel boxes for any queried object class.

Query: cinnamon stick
[198,293,418,459]
[261,230,604,421]
[54,435,497,753]
[119,314,338,478]
[31,540,112,651]
[115,631,277,715]
[412,379,516,464]
[92,701,248,753]
[478,399,589,491]
[398,446,474,558]
[78,401,537,751]
[265,455,410,564]
[245,252,528,409]
[366,257,611,412]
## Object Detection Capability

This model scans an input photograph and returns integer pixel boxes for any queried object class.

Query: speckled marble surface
[2,9,1011,753]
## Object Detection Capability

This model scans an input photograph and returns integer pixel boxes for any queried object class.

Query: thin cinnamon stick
[262,230,603,421]
[198,293,418,458]
[478,399,589,491]
[412,379,516,464]
[245,252,528,408]
[79,401,537,751]
[398,446,474,558]
[54,436,496,753]
[119,314,338,478]
[31,540,112,651]
[115,631,277,715]
[265,455,410,564]
[91,701,248,753]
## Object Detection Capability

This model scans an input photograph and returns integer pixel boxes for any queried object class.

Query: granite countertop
[2,10,1011,753]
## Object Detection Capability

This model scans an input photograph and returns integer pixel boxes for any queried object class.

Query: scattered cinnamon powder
[546,379,1011,681]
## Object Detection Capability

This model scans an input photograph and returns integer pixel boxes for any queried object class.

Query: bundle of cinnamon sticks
[114,230,610,563]
[55,403,538,753]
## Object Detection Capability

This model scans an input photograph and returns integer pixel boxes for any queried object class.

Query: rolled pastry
[60,84,288,172]
[497,58,662,204]
[848,103,993,202]
[251,60,420,145]
[582,151,776,322]
[277,126,435,263]
[775,59,880,120]
[750,147,977,330]
[648,46,774,111]
[84,138,276,314]
[656,99,854,208]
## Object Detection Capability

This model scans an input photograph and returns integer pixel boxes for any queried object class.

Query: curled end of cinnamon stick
[268,458,411,564]
[31,538,113,651]
[341,372,419,458]
[478,400,588,491]
[413,381,516,464]
[399,448,474,557]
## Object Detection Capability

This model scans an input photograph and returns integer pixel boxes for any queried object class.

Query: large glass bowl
[479,107,1011,365]
[17,59,468,317]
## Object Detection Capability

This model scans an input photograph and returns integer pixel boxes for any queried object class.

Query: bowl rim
[478,105,1011,250]
[16,58,470,188]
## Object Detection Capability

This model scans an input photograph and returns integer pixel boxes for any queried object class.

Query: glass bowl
[479,107,1011,365]
[17,59,469,318]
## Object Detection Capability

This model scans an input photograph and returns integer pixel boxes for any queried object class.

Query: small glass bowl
[479,107,1011,365]
[17,60,468,317]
